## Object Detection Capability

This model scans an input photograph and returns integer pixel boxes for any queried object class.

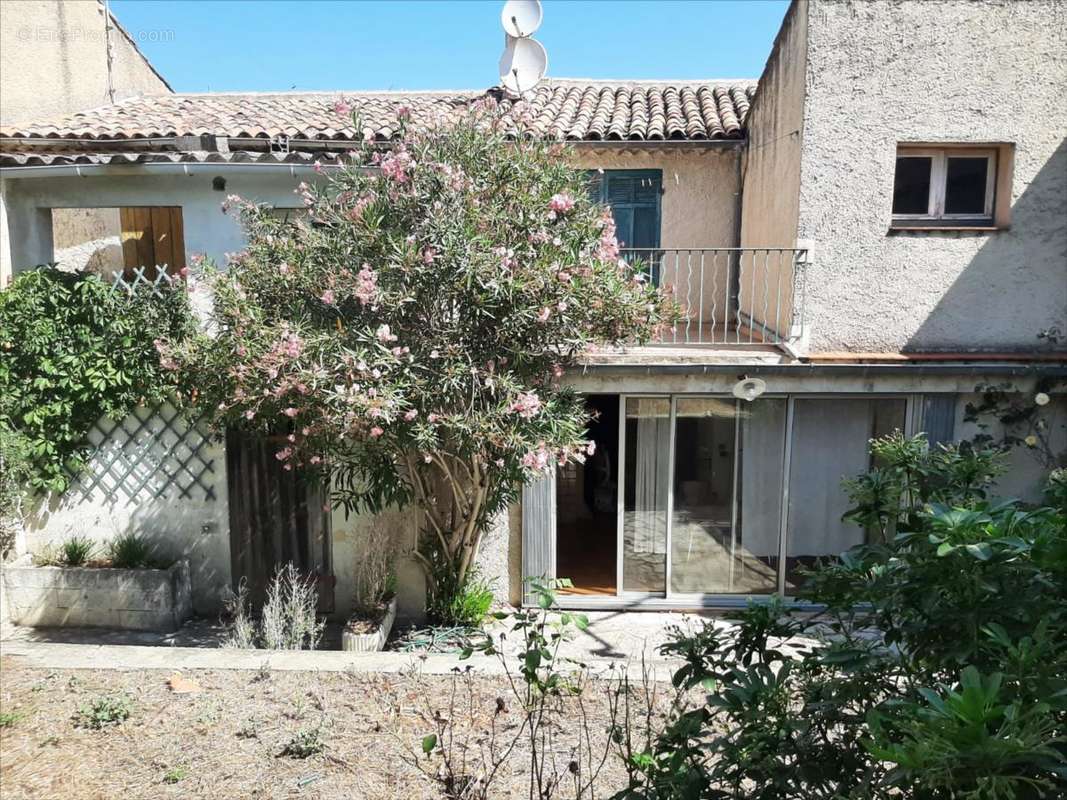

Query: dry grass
[0,658,671,799]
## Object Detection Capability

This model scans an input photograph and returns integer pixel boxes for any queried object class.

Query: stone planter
[2,557,192,632]
[341,596,397,652]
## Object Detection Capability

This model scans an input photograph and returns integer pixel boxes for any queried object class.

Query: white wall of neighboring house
[794,0,1067,354]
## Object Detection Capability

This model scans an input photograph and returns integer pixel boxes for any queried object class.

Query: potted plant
[341,525,399,652]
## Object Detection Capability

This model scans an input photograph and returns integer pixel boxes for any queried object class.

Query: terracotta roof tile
[0,81,756,148]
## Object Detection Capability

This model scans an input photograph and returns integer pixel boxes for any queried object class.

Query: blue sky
[110,0,789,92]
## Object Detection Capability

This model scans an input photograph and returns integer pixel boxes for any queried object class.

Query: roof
[0,81,756,167]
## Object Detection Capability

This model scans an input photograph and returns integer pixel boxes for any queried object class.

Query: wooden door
[225,429,335,612]
[119,206,186,279]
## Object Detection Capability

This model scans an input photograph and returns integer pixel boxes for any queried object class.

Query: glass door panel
[670,398,738,593]
[785,398,907,591]
[622,397,670,593]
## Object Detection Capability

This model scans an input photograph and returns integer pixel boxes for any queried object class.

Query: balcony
[623,248,809,347]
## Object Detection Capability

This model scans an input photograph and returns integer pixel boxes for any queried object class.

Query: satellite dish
[499,35,548,95]
[501,0,542,37]
[732,377,767,402]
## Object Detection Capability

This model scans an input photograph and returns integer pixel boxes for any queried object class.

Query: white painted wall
[21,406,231,614]
[2,169,314,273]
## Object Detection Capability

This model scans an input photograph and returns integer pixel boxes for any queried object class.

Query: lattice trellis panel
[110,265,180,297]
[68,404,217,504]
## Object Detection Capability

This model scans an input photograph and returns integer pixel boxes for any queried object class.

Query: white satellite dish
[732,377,767,402]
[499,35,548,95]
[501,0,543,37]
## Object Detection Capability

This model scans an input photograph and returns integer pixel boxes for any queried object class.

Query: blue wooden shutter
[596,170,662,250]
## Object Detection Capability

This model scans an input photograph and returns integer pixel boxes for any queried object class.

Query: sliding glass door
[622,397,670,593]
[550,393,912,603]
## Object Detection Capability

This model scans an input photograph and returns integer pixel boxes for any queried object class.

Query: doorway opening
[555,394,618,595]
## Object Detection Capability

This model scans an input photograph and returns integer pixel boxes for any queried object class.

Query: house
[1,0,1064,620]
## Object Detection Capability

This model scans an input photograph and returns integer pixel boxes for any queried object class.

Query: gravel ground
[0,658,674,799]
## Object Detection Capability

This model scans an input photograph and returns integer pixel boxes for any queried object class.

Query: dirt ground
[0,659,673,800]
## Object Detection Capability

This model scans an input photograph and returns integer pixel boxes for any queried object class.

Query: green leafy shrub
[0,709,26,728]
[0,267,194,494]
[60,536,95,566]
[162,766,189,784]
[617,434,1067,800]
[425,547,494,627]
[73,694,131,729]
[0,424,32,557]
[107,533,161,569]
[279,725,327,758]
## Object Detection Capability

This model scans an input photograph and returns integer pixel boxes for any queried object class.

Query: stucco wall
[574,147,742,327]
[0,0,169,126]
[740,0,806,250]
[796,0,1067,354]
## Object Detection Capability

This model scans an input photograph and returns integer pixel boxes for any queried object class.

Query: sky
[109,0,790,93]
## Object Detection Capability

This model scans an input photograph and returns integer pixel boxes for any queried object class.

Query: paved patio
[0,609,736,677]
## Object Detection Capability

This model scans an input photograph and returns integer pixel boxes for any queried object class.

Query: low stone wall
[2,559,192,632]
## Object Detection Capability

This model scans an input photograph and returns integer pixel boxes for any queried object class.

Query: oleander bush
[615,434,1067,800]
[159,103,675,622]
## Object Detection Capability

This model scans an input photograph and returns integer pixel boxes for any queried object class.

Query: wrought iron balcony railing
[621,247,809,346]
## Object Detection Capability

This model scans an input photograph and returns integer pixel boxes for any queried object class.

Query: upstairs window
[891,146,998,228]
[588,169,662,251]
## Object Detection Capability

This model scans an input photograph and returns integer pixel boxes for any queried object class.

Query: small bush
[223,564,325,651]
[108,533,162,569]
[73,694,131,729]
[31,544,63,567]
[0,710,25,728]
[162,766,188,784]
[279,725,327,759]
[425,547,494,627]
[60,536,95,566]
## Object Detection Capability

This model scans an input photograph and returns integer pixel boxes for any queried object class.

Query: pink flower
[510,391,542,419]
[275,447,292,461]
[428,413,440,423]
[548,192,575,214]
[380,147,415,184]
[320,289,335,305]
[537,307,551,323]
[396,104,412,120]
[521,444,552,472]
[586,441,597,456]
[283,407,298,418]
[245,409,256,420]
[333,98,352,116]
[421,247,436,264]
[278,262,290,274]
[376,324,398,343]
[310,455,322,465]
[354,264,379,306]
[403,409,418,421]
[369,426,384,438]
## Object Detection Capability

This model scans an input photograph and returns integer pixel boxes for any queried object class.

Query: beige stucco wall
[0,0,170,126]
[795,0,1067,354]
[738,0,808,338]
[573,147,743,333]
[740,0,806,251]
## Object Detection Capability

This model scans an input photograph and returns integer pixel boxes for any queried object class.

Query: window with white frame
[891,146,997,226]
